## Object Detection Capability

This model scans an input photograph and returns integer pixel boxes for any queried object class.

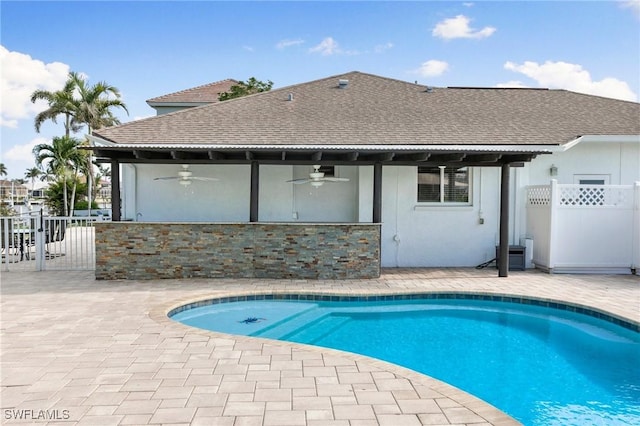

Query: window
[318,165,335,176]
[575,175,607,206]
[418,166,470,203]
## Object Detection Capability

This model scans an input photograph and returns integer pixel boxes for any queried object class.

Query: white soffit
[88,136,553,153]
[561,135,640,151]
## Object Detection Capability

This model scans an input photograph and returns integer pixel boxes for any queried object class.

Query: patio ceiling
[91,145,544,167]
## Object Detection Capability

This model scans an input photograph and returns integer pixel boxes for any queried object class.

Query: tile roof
[146,79,238,104]
[98,71,640,147]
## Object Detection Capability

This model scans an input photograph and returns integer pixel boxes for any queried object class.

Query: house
[89,71,640,280]
[0,180,29,205]
[146,79,238,115]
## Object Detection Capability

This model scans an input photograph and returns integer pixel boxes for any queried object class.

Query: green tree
[70,73,128,213]
[70,73,128,135]
[31,72,128,215]
[0,163,7,177]
[24,167,42,192]
[33,136,83,216]
[30,73,79,137]
[218,77,273,101]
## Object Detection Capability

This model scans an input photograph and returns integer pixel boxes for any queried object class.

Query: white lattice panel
[558,185,632,207]
[526,186,551,206]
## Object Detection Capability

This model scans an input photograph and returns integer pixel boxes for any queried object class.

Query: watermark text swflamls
[4,409,71,421]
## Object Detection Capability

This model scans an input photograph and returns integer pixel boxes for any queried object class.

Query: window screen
[418,166,470,203]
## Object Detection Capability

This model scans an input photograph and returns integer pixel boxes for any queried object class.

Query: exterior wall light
[549,164,558,176]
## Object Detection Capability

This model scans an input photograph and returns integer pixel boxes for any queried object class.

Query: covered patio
[88,71,638,279]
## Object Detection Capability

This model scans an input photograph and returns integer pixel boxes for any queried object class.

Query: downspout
[373,163,383,272]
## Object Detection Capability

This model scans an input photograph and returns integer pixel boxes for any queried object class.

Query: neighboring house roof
[146,79,238,107]
[93,71,640,165]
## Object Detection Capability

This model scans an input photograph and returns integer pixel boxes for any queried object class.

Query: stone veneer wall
[95,222,380,280]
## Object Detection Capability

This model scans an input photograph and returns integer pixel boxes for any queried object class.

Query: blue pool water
[171,298,640,426]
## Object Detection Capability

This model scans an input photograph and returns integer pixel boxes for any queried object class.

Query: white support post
[548,179,558,272]
[632,182,640,274]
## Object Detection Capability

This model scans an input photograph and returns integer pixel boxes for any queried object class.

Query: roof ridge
[246,70,429,97]
[146,78,239,103]
[553,89,640,105]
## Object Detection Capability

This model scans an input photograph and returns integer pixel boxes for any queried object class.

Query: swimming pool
[170,295,640,426]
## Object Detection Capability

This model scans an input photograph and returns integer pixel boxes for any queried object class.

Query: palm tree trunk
[69,169,78,217]
[62,175,68,216]
[87,126,93,216]
[64,113,70,138]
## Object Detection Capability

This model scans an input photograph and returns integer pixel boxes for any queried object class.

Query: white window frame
[417,166,472,205]
[573,174,610,185]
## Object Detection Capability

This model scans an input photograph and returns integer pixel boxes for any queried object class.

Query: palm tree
[70,73,128,135]
[24,167,42,193]
[70,73,128,213]
[33,136,82,216]
[0,163,7,177]
[30,73,79,137]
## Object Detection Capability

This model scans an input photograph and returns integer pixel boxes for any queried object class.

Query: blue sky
[1,0,639,180]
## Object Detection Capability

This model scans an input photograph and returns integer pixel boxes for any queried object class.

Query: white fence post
[2,218,10,271]
[35,211,45,271]
[633,182,640,273]
[548,179,558,272]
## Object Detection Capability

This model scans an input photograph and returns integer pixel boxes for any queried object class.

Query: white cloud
[308,37,361,56]
[132,114,154,121]
[242,45,255,52]
[415,60,450,77]
[463,2,474,7]
[503,60,638,101]
[0,116,18,128]
[0,45,70,127]
[495,80,529,88]
[276,39,304,49]
[4,136,48,166]
[309,37,340,56]
[432,15,496,40]
[621,1,640,19]
[374,42,394,53]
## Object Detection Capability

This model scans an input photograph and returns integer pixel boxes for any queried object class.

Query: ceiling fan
[287,165,349,187]
[154,164,219,186]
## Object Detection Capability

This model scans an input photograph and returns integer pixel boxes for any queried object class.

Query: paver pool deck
[1,268,638,426]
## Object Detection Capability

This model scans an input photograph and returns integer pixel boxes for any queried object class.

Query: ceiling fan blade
[154,176,179,180]
[323,177,350,182]
[191,177,220,181]
[287,178,312,184]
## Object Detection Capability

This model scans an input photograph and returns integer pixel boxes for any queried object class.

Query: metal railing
[1,212,102,272]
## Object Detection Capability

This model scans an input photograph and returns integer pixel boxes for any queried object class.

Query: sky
[1,0,639,181]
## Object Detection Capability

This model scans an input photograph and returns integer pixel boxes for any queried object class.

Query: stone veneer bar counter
[95,222,381,280]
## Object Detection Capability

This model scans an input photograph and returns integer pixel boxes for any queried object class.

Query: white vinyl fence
[526,181,640,274]
[1,213,100,272]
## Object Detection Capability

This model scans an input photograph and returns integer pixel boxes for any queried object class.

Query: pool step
[254,307,336,340]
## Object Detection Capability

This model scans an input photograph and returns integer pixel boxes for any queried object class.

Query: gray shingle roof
[99,71,640,147]
[146,79,238,104]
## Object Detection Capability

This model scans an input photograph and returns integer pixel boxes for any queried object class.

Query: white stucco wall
[380,166,502,267]
[259,165,359,223]
[524,140,640,186]
[124,164,251,222]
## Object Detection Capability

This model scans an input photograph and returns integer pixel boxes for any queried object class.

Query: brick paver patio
[1,268,638,425]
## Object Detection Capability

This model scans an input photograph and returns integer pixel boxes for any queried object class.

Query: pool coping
[151,288,639,426]
[165,291,640,332]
